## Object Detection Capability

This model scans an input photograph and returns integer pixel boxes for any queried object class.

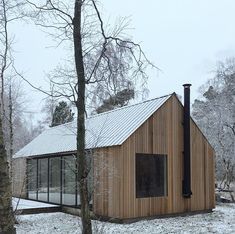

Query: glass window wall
[27,159,37,200]
[49,157,61,204]
[27,155,83,206]
[62,156,76,206]
[38,158,48,202]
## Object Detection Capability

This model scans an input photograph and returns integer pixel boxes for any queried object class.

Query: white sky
[10,0,235,121]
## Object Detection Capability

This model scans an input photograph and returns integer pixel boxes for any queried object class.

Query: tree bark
[0,0,16,232]
[0,107,15,233]
[73,1,92,233]
[9,84,13,179]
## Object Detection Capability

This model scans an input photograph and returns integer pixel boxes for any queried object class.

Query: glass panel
[49,157,61,204]
[62,156,76,205]
[27,159,37,200]
[136,154,167,198]
[38,158,48,202]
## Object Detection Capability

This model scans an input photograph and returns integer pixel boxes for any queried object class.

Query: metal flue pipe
[182,84,192,198]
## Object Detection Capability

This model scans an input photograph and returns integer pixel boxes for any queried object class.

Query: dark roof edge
[13,150,77,159]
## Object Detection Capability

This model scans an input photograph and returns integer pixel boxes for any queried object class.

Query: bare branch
[12,65,65,98]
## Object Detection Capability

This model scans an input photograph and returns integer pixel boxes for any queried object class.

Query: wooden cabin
[13,86,215,220]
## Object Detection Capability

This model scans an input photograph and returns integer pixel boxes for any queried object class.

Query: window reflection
[62,156,76,206]
[49,157,61,204]
[38,158,48,202]
[136,154,168,198]
[27,159,37,200]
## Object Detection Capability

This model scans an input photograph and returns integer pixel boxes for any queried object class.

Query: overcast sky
[11,0,235,121]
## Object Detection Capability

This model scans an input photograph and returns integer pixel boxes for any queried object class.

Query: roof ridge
[47,93,173,129]
[87,93,173,119]
[48,120,75,130]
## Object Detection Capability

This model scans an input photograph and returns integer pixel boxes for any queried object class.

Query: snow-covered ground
[15,203,235,233]
[12,198,58,210]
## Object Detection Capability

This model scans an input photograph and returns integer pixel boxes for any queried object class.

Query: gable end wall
[94,95,215,219]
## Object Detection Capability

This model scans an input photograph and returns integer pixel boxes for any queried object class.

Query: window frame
[135,153,168,198]
[26,154,79,207]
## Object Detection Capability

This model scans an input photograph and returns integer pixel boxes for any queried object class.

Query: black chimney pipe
[182,84,192,198]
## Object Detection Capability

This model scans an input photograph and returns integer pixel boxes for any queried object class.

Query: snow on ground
[15,203,235,234]
[12,198,58,210]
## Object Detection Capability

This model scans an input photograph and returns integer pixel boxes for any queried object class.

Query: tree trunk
[0,1,15,230]
[9,84,13,179]
[0,108,15,233]
[73,1,92,233]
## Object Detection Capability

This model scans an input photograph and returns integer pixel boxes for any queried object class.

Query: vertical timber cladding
[93,94,215,219]
[93,146,122,218]
[118,94,215,219]
[120,96,174,218]
[190,121,215,211]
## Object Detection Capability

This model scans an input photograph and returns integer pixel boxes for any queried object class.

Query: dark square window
[136,153,167,198]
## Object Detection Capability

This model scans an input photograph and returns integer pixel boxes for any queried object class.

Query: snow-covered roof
[14,94,172,158]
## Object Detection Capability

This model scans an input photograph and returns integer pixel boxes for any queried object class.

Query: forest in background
[192,58,235,191]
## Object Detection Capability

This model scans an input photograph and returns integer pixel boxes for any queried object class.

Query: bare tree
[22,1,155,233]
[40,83,58,126]
[3,78,27,162]
[0,0,25,232]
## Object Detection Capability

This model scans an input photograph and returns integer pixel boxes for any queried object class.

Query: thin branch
[12,65,62,98]
[26,0,73,22]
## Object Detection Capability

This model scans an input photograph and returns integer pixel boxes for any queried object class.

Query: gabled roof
[14,94,172,158]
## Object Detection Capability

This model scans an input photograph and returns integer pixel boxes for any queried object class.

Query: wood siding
[93,94,215,219]
[93,147,122,217]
